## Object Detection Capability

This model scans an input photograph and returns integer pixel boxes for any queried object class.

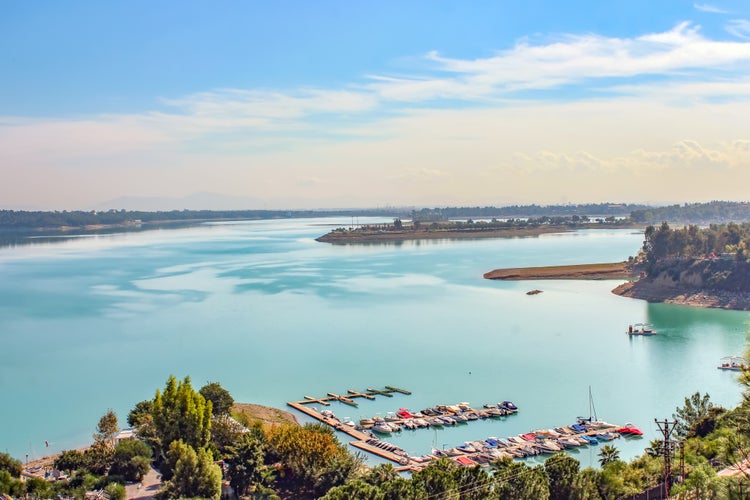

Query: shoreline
[483,262,633,280]
[317,225,574,243]
[611,280,750,311]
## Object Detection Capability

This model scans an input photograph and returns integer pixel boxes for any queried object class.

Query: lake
[1,218,748,468]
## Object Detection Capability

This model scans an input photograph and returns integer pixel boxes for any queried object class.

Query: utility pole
[655,418,677,498]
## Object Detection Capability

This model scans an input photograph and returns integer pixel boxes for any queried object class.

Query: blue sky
[3,1,750,209]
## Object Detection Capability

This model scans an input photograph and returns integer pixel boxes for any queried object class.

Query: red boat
[521,432,536,441]
[617,423,643,436]
[396,408,413,419]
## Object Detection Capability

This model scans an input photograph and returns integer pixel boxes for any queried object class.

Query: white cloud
[726,19,750,39]
[694,3,728,14]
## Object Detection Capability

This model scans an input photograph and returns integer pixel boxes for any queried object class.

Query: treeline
[640,222,750,292]
[4,375,750,499]
[631,201,750,224]
[0,208,400,230]
[643,222,750,263]
[412,203,645,221]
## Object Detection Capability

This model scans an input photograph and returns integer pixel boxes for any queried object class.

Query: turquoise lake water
[1,218,749,469]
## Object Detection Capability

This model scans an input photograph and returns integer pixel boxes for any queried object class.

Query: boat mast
[589,386,598,421]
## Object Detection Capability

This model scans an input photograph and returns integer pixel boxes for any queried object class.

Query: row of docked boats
[408,420,643,467]
[358,401,519,434]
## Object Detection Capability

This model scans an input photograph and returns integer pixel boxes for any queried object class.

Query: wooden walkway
[291,386,408,407]
[287,388,630,469]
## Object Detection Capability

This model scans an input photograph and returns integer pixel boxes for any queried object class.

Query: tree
[199,382,234,416]
[545,452,580,500]
[494,458,550,499]
[320,479,384,500]
[150,375,213,462]
[54,449,89,473]
[570,468,602,500]
[0,470,25,498]
[393,218,403,230]
[0,452,22,477]
[452,464,492,499]
[674,392,714,438]
[364,463,399,486]
[109,439,152,482]
[105,482,126,500]
[265,422,361,495]
[225,433,266,496]
[598,445,621,468]
[127,400,153,427]
[94,410,119,446]
[409,458,460,499]
[158,440,221,500]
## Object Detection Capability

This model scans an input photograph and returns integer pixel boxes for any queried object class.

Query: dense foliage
[10,369,750,499]
[640,222,750,291]
[632,201,750,225]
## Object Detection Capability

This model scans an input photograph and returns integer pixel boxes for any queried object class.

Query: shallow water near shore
[1,218,748,469]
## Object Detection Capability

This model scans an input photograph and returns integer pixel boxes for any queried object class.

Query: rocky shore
[611,279,750,311]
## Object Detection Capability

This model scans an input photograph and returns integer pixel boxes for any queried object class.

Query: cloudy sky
[3,1,750,210]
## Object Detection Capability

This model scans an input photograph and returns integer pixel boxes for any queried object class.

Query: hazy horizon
[4,1,750,210]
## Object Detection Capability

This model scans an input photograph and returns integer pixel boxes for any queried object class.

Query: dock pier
[287,387,634,471]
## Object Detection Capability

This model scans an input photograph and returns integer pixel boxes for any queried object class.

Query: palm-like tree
[598,444,620,467]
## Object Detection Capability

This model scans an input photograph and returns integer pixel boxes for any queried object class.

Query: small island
[317,216,637,244]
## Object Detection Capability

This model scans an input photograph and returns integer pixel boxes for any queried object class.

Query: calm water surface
[1,218,748,468]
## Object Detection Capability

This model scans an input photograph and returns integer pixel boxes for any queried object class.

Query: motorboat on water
[617,423,644,436]
[627,323,656,336]
[396,408,414,419]
[498,401,519,413]
[718,356,747,371]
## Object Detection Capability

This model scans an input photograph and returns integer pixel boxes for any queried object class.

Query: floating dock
[290,386,409,407]
[286,387,637,470]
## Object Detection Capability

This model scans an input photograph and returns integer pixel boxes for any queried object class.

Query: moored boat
[627,323,656,336]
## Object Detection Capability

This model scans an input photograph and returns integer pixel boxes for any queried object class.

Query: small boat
[401,419,418,430]
[385,412,400,422]
[627,323,656,336]
[596,431,617,441]
[456,443,478,453]
[507,436,526,445]
[396,408,414,419]
[360,417,374,426]
[371,422,392,434]
[580,435,598,445]
[617,423,644,436]
[521,432,536,441]
[455,456,478,467]
[453,413,469,423]
[557,437,581,448]
[499,401,519,413]
[718,356,747,371]
[342,417,356,427]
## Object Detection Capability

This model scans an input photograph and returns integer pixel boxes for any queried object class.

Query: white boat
[371,422,392,434]
[718,356,747,371]
[627,323,656,336]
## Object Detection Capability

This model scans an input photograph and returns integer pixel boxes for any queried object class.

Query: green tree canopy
[109,439,152,482]
[199,382,234,416]
[94,409,119,446]
[0,452,22,477]
[151,375,213,461]
[158,440,221,500]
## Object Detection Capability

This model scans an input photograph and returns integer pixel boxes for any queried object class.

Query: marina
[1,220,746,467]
[288,388,640,470]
